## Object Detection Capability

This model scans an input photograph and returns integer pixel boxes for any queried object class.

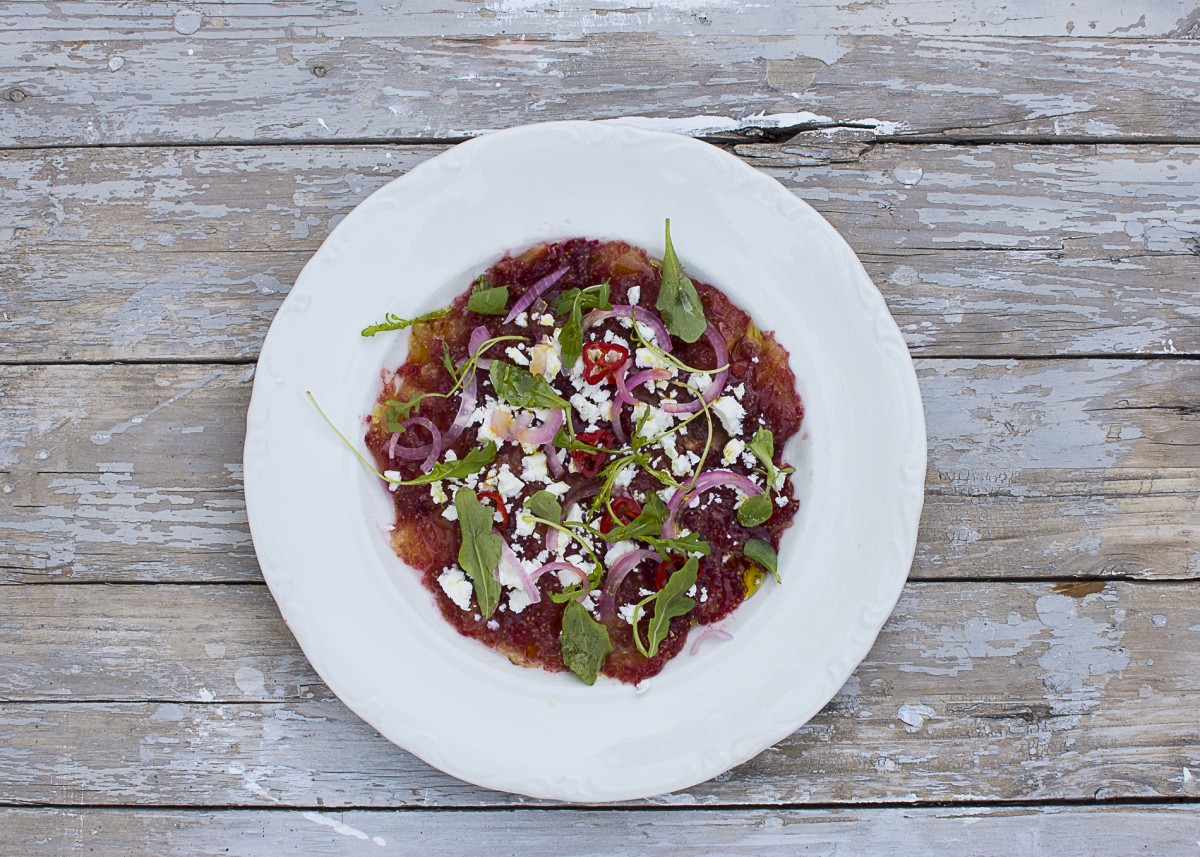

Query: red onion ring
[598,548,660,618]
[387,416,442,474]
[582,305,672,352]
[543,443,565,479]
[689,626,733,656]
[530,561,588,586]
[663,469,763,538]
[560,478,601,512]
[499,537,540,605]
[519,409,564,446]
[616,367,670,407]
[662,324,730,414]
[504,266,568,323]
[489,408,564,446]
[440,371,478,449]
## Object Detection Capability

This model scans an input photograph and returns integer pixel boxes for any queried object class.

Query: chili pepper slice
[655,554,686,589]
[599,496,643,534]
[476,489,509,529]
[581,341,630,385]
[571,428,614,477]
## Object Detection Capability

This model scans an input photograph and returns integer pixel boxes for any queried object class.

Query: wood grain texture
[1,581,1197,806]
[2,141,1198,362]
[2,360,1196,584]
[4,805,1199,856]
[2,1,1200,146]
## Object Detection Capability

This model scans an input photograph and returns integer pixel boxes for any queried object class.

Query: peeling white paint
[896,703,937,732]
[1035,593,1129,715]
[302,812,387,847]
[91,371,221,445]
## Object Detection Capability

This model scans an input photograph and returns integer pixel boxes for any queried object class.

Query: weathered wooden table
[3,2,1199,852]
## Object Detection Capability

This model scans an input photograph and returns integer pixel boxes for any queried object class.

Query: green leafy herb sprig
[656,219,707,343]
[455,488,503,616]
[361,307,450,338]
[466,275,510,316]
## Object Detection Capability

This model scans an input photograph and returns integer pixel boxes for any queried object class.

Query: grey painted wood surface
[5,805,1200,856]
[3,2,1200,147]
[2,359,1197,585]
[2,581,1197,807]
[2,141,1198,363]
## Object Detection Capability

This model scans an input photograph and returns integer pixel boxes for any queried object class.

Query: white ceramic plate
[244,121,926,803]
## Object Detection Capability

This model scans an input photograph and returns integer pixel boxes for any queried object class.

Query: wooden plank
[1,581,1197,806]
[2,360,1197,584]
[4,805,1199,856]
[2,142,1197,362]
[2,0,1199,147]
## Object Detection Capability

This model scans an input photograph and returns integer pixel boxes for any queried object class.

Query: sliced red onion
[598,549,660,618]
[561,478,601,511]
[543,443,565,479]
[545,525,561,555]
[499,537,540,605]
[583,305,672,352]
[529,561,588,586]
[663,324,730,414]
[519,408,564,445]
[616,366,670,407]
[440,371,477,449]
[504,266,568,323]
[466,323,501,370]
[663,470,763,538]
[387,417,441,475]
[689,626,733,656]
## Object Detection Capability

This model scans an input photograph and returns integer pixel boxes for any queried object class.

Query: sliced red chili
[476,489,509,529]
[655,554,686,589]
[599,496,643,534]
[571,428,614,477]
[581,341,629,385]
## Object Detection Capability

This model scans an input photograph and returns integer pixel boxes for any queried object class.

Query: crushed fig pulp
[365,239,804,684]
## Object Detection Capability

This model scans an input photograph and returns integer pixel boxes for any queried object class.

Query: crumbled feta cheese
[429,481,448,505]
[722,438,746,465]
[699,587,708,603]
[618,603,639,625]
[521,451,551,484]
[658,486,676,503]
[545,480,570,497]
[660,431,680,461]
[686,584,697,598]
[635,346,673,373]
[633,401,676,439]
[437,567,473,611]
[539,313,555,326]
[776,494,789,506]
[711,396,746,436]
[613,463,636,488]
[774,469,786,492]
[514,312,528,328]
[671,455,692,477]
[733,383,746,400]
[496,464,525,500]
[741,451,757,469]
[556,567,583,587]
[529,338,562,379]
[443,450,458,461]
[515,510,537,537]
[627,285,641,305]
[505,346,530,366]
[476,401,512,446]
[605,540,639,566]
[570,386,612,425]
[441,504,459,522]
[507,588,533,614]
[487,619,500,630]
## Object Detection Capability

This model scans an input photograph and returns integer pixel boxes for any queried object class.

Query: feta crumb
[618,603,639,625]
[496,464,525,500]
[521,451,551,484]
[441,504,459,522]
[635,346,673,373]
[487,619,500,630]
[429,481,448,505]
[658,486,676,503]
[613,462,636,488]
[505,346,530,366]
[733,383,746,400]
[699,587,708,603]
[605,540,639,566]
[741,451,757,469]
[628,285,641,305]
[545,480,570,497]
[539,313,555,326]
[776,494,789,506]
[711,396,746,436]
[507,588,533,614]
[437,568,473,611]
[514,312,528,328]
[632,401,676,439]
[570,390,611,424]
[722,438,746,465]
[671,454,692,477]
[515,510,537,537]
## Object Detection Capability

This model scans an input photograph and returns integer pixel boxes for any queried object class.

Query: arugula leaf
[467,276,510,316]
[454,488,503,617]
[398,443,498,486]
[360,307,450,338]
[655,219,707,343]
[736,492,773,528]
[559,600,612,685]
[552,282,611,316]
[748,427,775,473]
[645,532,711,557]
[642,556,698,658]
[559,293,584,370]
[744,538,780,584]
[526,490,563,524]
[381,397,429,432]
[441,342,460,382]
[603,493,667,541]
[490,360,571,411]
